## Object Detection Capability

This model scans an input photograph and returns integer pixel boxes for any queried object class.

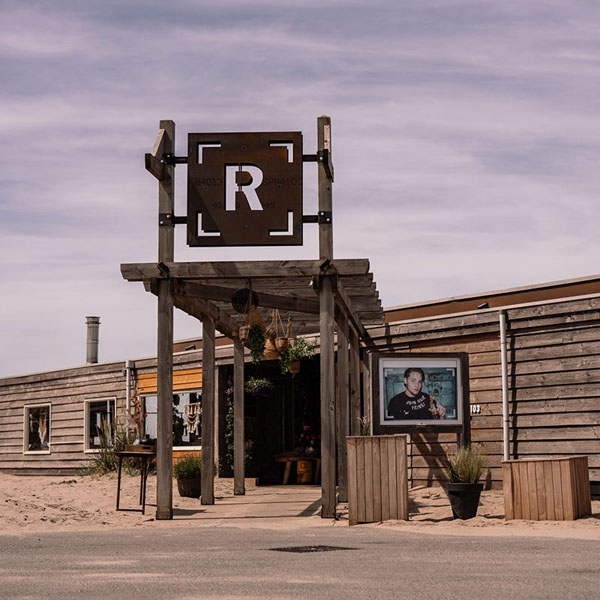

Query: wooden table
[275,456,321,485]
[115,450,156,515]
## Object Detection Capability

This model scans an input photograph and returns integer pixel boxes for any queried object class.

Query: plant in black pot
[174,455,202,498]
[445,446,485,520]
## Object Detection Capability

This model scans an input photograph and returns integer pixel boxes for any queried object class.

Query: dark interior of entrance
[219,357,320,484]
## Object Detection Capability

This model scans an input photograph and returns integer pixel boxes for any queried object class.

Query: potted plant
[174,455,202,498]
[247,323,266,364]
[280,337,316,374]
[445,446,485,519]
[245,377,274,395]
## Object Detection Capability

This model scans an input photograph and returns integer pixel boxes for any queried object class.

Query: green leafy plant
[445,446,485,484]
[245,377,274,394]
[280,337,316,374]
[82,419,139,476]
[248,324,266,364]
[173,455,202,480]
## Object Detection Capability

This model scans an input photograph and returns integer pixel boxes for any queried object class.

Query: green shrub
[445,446,485,484]
[81,419,139,476]
[174,456,202,479]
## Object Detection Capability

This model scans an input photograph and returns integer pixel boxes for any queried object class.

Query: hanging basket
[288,360,301,375]
[264,336,279,360]
[275,337,289,353]
[239,325,250,342]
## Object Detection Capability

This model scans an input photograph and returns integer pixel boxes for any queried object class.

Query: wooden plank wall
[370,296,600,488]
[0,362,127,473]
[0,350,205,474]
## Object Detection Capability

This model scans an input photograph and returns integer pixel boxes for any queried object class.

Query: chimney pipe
[86,316,100,365]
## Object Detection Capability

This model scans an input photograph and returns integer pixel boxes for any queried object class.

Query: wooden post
[336,313,349,503]
[349,326,361,436]
[362,350,372,431]
[318,115,336,518]
[156,119,175,520]
[233,338,245,495]
[201,315,215,505]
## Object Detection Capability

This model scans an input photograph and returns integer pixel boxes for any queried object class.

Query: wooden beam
[173,280,320,315]
[333,277,378,348]
[155,279,173,520]
[155,119,174,521]
[173,295,238,341]
[201,315,215,505]
[318,115,336,519]
[337,313,349,503]
[233,339,245,495]
[145,128,166,180]
[120,259,370,281]
[349,326,361,436]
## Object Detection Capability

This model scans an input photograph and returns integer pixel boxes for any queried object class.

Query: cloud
[1,0,600,375]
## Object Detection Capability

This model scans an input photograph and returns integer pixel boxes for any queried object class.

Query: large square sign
[187,132,303,246]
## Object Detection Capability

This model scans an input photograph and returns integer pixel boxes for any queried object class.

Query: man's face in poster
[404,370,424,398]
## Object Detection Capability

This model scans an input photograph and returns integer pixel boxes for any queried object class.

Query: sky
[2,0,600,377]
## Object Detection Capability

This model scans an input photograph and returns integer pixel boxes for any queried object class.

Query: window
[24,404,51,453]
[143,391,202,448]
[85,398,116,451]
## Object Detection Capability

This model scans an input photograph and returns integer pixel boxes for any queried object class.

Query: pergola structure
[121,117,385,519]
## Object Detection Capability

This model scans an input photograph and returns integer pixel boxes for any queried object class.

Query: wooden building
[1,274,600,494]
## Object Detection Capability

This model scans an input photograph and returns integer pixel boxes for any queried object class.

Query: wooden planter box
[502,456,592,521]
[347,435,408,525]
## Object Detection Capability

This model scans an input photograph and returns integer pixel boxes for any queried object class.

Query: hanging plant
[280,337,316,374]
[248,323,266,364]
[245,377,274,394]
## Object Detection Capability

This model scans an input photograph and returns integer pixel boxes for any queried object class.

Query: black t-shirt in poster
[386,391,433,420]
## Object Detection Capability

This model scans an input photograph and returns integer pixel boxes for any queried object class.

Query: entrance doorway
[219,357,320,485]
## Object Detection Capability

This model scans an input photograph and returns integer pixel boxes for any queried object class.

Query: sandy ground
[1,473,600,539]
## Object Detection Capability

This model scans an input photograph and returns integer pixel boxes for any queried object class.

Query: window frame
[84,397,117,453]
[142,389,203,450]
[23,403,52,455]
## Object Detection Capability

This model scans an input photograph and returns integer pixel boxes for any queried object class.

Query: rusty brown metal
[187,132,303,246]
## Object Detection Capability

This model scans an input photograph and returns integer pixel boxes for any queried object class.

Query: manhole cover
[269,545,357,553]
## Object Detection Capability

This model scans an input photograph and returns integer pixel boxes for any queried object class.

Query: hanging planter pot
[264,336,279,360]
[288,360,301,375]
[275,337,289,353]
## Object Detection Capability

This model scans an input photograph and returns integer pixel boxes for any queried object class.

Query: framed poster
[372,353,470,438]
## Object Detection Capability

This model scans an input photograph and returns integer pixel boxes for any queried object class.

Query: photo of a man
[386,367,447,420]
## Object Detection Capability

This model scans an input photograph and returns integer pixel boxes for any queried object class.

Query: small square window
[25,405,51,452]
[85,399,116,451]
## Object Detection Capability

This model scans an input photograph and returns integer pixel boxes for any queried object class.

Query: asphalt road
[1,526,599,599]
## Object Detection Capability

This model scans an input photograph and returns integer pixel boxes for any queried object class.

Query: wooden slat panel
[380,437,390,521]
[372,437,382,522]
[137,368,202,395]
[347,438,358,526]
[396,436,408,520]
[388,436,398,519]
[357,438,366,523]
[364,438,374,523]
[543,461,555,520]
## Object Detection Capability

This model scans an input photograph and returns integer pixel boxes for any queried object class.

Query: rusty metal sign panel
[187,132,303,246]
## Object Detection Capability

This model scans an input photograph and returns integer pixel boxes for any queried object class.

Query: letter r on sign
[225,165,264,211]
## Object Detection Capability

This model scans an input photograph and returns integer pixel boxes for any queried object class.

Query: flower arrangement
[297,423,320,456]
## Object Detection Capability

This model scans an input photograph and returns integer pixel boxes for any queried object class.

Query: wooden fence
[502,456,592,520]
[347,435,408,525]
